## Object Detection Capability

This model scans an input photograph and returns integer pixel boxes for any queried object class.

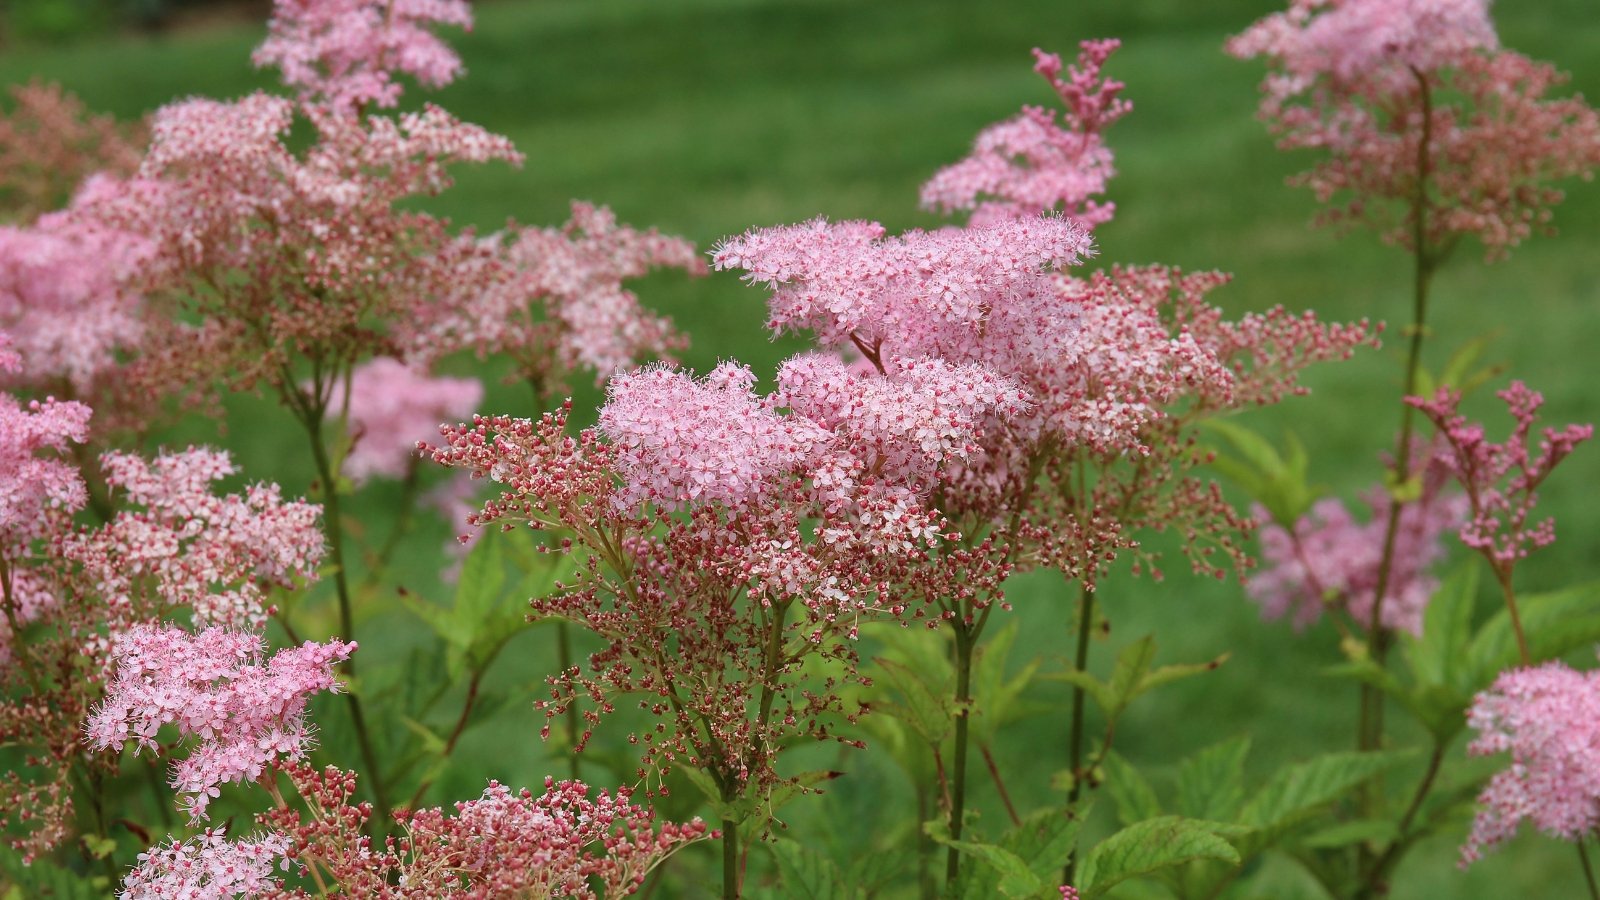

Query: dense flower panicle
[429,394,1004,796]
[244,764,706,898]
[63,448,324,630]
[713,215,1091,353]
[1461,658,1600,864]
[0,81,144,222]
[1248,461,1468,634]
[85,624,355,821]
[79,89,520,406]
[1230,0,1600,259]
[599,362,829,510]
[254,0,472,110]
[0,210,152,392]
[0,342,91,548]
[1409,382,1592,578]
[922,42,1129,228]
[1228,0,1496,92]
[121,830,290,900]
[334,357,482,483]
[403,201,701,394]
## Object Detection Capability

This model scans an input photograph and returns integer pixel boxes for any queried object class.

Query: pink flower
[333,357,482,483]
[0,335,90,549]
[63,448,324,630]
[85,624,355,821]
[253,0,473,110]
[1462,658,1600,864]
[1409,382,1592,579]
[120,829,289,899]
[923,42,1130,228]
[1247,467,1467,635]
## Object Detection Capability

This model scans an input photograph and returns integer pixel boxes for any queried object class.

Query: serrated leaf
[1102,752,1162,827]
[1469,582,1600,683]
[923,819,1049,899]
[1046,669,1113,717]
[998,804,1090,885]
[767,840,857,900]
[1176,736,1250,822]
[1140,652,1229,696]
[1236,750,1413,855]
[737,770,842,837]
[1077,816,1242,899]
[677,766,735,821]
[974,621,1044,741]
[871,656,956,744]
[1105,636,1157,715]
[1201,421,1321,526]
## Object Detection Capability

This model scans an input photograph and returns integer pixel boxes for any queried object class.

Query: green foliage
[927,805,1087,900]
[1076,816,1242,899]
[1201,421,1323,529]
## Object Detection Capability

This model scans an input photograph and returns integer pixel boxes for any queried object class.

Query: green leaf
[997,804,1090,885]
[676,766,735,821]
[1299,818,1399,849]
[1140,652,1230,696]
[1201,421,1322,527]
[1077,816,1242,899]
[737,770,842,837]
[924,818,1051,898]
[1469,581,1600,683]
[1101,752,1162,827]
[1176,736,1250,822]
[871,656,956,745]
[1105,636,1157,714]
[1236,750,1413,855]
[766,840,858,900]
[1404,562,1479,693]
[1045,668,1113,717]
[974,621,1044,741]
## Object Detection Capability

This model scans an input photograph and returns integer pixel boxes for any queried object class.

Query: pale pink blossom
[85,624,355,821]
[333,357,482,483]
[62,448,324,630]
[0,335,90,548]
[923,42,1129,228]
[1462,657,1600,864]
[1247,468,1468,634]
[253,0,473,110]
[120,829,290,900]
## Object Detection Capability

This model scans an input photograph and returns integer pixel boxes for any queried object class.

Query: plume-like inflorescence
[0,333,90,550]
[1248,452,1468,634]
[0,81,144,223]
[85,624,355,821]
[60,448,324,631]
[405,201,703,397]
[922,42,1130,228]
[1409,381,1592,580]
[428,361,1014,799]
[333,357,483,484]
[120,830,291,900]
[253,0,473,111]
[1462,657,1600,864]
[1229,0,1600,260]
[244,764,707,898]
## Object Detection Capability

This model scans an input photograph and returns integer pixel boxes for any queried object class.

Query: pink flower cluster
[407,202,702,395]
[922,42,1129,228]
[335,357,482,483]
[253,0,472,111]
[0,81,143,221]
[85,624,355,821]
[1230,0,1600,259]
[0,334,90,549]
[1247,467,1468,634]
[120,830,290,900]
[62,448,324,630]
[1462,657,1600,864]
[1409,382,1592,580]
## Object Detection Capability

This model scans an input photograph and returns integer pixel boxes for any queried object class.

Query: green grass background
[5,0,1598,895]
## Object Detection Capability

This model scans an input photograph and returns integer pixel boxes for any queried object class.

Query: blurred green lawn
[5,0,1598,896]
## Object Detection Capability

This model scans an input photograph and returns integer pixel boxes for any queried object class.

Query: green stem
[407,668,482,809]
[1355,742,1445,899]
[301,408,392,828]
[1579,840,1600,900]
[722,816,740,899]
[1358,68,1436,880]
[946,622,976,886]
[1064,581,1096,885]
[1494,571,1532,666]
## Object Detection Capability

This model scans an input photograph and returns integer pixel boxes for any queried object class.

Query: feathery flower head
[334,357,482,483]
[0,81,144,222]
[85,624,354,821]
[922,41,1129,228]
[1462,657,1600,864]
[120,829,290,900]
[63,448,324,630]
[0,339,90,548]
[254,0,473,111]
